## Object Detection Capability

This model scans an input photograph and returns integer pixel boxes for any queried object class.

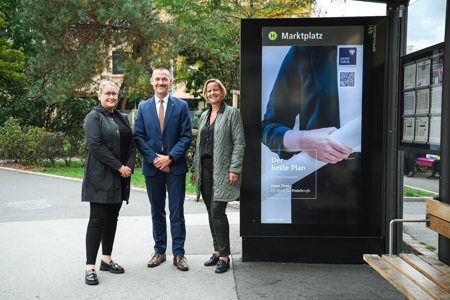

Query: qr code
[339,71,355,87]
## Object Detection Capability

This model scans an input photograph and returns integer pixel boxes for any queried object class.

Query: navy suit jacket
[133,95,192,176]
[261,46,339,160]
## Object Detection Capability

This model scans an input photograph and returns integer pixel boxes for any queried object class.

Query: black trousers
[86,202,122,265]
[404,151,416,175]
[201,157,230,257]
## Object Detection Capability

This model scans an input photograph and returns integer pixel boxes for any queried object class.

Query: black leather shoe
[215,257,230,274]
[100,260,124,274]
[85,269,99,285]
[204,253,220,266]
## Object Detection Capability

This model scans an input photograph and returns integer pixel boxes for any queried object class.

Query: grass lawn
[403,186,438,198]
[32,161,196,195]
[28,162,437,198]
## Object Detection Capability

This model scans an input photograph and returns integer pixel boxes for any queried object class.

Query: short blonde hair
[99,81,119,95]
[152,67,171,79]
[202,79,227,100]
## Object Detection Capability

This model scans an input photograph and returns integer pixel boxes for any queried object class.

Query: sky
[314,0,447,54]
[315,0,386,17]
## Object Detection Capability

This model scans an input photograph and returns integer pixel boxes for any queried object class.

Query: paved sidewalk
[0,167,405,299]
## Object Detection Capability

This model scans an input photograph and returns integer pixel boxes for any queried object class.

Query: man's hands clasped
[153,154,172,173]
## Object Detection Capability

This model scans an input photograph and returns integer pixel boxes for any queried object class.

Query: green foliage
[20,0,173,109]
[51,98,98,133]
[0,118,87,168]
[40,132,65,168]
[187,132,197,170]
[0,0,38,56]
[155,0,316,104]
[75,138,88,167]
[0,96,97,133]
[0,118,23,161]
[63,132,84,166]
[0,12,26,103]
[135,150,143,168]
[26,126,49,165]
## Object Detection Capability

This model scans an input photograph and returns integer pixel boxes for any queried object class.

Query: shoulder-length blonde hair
[202,79,227,101]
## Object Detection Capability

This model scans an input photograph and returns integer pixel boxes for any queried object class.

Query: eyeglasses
[152,77,169,83]
[103,92,118,97]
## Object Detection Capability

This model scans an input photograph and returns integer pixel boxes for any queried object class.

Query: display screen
[240,17,386,237]
[260,26,364,224]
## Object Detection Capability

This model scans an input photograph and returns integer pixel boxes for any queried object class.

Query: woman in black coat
[82,81,136,285]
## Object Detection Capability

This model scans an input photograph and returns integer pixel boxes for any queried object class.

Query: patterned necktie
[159,99,164,151]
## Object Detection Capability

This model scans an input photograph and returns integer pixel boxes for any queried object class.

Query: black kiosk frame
[240,17,387,263]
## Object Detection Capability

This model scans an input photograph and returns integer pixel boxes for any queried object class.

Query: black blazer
[82,104,136,204]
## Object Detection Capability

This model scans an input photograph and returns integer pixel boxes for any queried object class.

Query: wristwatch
[168,154,175,161]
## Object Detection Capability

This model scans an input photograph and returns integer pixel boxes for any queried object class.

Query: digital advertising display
[241,17,386,249]
[260,26,364,224]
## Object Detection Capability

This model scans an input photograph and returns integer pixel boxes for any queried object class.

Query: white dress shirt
[155,95,169,117]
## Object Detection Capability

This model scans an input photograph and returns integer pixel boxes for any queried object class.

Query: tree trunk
[120,80,130,113]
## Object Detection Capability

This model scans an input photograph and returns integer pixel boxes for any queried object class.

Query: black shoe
[85,269,99,285]
[215,257,230,274]
[204,253,220,266]
[100,260,125,274]
[407,171,415,177]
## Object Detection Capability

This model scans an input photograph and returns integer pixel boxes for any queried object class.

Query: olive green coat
[191,103,245,202]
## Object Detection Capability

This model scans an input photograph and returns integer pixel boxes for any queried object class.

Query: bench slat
[419,255,450,279]
[426,198,450,222]
[427,214,450,240]
[363,254,434,300]
[382,255,450,299]
[400,253,450,293]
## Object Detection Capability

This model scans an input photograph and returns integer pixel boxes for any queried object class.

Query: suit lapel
[163,96,175,134]
[147,97,161,132]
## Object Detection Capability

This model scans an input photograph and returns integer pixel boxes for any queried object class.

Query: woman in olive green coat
[190,79,245,274]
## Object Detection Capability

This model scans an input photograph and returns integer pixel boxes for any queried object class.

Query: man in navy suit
[134,67,192,271]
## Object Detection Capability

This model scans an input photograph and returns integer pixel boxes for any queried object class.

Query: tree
[20,0,175,111]
[0,11,25,103]
[155,0,316,104]
[0,0,37,56]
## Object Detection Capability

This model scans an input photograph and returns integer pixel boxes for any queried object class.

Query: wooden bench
[364,198,450,299]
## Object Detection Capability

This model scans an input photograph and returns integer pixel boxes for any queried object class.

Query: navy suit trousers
[145,171,186,256]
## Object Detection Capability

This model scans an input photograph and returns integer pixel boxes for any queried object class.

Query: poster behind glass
[399,44,443,152]
[260,26,363,224]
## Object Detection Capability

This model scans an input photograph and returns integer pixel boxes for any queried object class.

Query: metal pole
[169,58,174,96]
[385,3,402,255]
[388,218,429,257]
[438,0,450,266]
